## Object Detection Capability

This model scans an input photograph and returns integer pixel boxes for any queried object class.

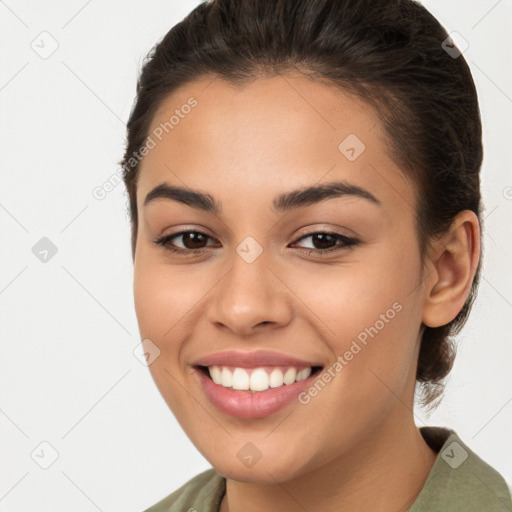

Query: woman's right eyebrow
[143,180,382,215]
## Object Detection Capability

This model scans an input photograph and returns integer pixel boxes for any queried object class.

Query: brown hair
[120,0,483,408]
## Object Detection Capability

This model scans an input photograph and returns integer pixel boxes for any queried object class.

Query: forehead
[147,73,378,158]
[136,73,416,216]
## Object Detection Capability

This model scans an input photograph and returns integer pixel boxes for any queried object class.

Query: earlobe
[422,211,481,328]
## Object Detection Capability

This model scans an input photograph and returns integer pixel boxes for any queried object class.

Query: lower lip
[194,367,320,419]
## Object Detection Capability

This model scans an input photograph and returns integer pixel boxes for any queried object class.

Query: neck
[220,408,437,512]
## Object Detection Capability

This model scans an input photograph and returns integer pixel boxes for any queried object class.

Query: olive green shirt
[143,426,512,511]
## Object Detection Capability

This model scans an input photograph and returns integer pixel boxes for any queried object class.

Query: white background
[1,1,511,510]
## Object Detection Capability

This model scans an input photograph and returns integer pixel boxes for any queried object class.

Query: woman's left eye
[291,232,360,254]
[153,230,360,256]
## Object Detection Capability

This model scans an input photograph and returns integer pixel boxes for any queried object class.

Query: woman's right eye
[153,231,217,255]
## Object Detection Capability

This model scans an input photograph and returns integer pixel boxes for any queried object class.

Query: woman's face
[133,74,428,483]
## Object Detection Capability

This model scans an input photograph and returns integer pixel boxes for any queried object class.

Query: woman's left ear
[421,210,481,328]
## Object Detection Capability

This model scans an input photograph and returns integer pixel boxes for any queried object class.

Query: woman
[120,0,512,510]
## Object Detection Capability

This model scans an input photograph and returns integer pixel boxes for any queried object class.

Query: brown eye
[301,233,337,250]
[292,232,360,254]
[177,232,209,249]
[153,230,219,255]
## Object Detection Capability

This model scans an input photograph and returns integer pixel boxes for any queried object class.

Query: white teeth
[232,368,250,390]
[269,368,284,388]
[296,367,312,381]
[283,367,296,385]
[221,367,233,388]
[250,368,269,391]
[210,366,222,384]
[207,365,314,391]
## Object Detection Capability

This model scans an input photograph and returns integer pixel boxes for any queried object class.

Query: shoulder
[142,468,226,512]
[410,426,512,512]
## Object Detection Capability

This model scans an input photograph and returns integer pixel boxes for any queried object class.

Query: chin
[208,452,310,485]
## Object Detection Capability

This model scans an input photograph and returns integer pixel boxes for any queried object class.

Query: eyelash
[153,230,360,257]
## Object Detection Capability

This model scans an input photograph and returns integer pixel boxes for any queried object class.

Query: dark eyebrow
[272,180,381,212]
[144,183,221,213]
[143,180,381,214]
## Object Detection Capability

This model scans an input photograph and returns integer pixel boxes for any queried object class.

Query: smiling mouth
[196,364,323,392]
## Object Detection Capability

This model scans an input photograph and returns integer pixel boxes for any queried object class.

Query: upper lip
[192,349,323,369]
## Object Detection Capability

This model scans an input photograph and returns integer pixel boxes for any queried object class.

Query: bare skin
[132,73,480,512]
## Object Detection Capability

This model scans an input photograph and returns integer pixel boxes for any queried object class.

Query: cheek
[133,264,195,414]
[290,249,420,343]
[133,261,199,340]
[133,262,209,398]
[294,242,422,395]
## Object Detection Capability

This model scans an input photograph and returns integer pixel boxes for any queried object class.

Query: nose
[207,247,293,336]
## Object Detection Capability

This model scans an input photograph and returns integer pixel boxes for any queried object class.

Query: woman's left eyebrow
[143,180,382,215]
